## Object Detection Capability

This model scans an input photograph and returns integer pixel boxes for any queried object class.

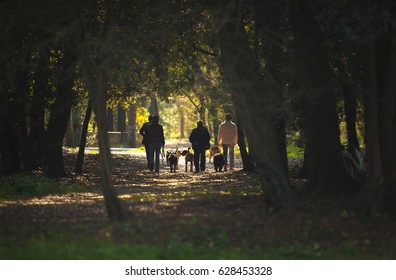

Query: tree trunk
[0,126,21,175]
[46,42,77,178]
[237,122,255,172]
[15,56,29,172]
[378,28,396,216]
[128,100,137,148]
[343,82,360,149]
[359,43,384,216]
[65,116,74,147]
[75,99,92,174]
[180,110,185,139]
[107,107,114,131]
[92,71,126,222]
[25,46,50,170]
[253,0,289,178]
[288,0,346,191]
[149,95,159,116]
[216,1,293,211]
[117,104,126,145]
[80,0,126,222]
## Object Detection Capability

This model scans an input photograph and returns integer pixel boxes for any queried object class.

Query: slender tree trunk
[128,100,137,148]
[75,99,92,174]
[92,68,126,222]
[107,107,114,131]
[79,0,126,222]
[180,110,185,139]
[15,57,29,172]
[117,104,126,145]
[149,96,159,116]
[82,56,126,222]
[359,43,384,215]
[343,83,360,149]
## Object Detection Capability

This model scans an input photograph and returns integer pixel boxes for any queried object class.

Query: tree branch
[193,44,218,57]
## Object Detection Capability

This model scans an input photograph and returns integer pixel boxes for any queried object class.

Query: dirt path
[1,148,396,251]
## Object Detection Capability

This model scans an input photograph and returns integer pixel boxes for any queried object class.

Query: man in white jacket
[217,113,238,170]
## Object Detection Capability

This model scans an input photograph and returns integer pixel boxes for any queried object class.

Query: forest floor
[1,140,396,259]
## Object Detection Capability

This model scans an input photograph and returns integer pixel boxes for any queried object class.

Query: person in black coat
[139,115,152,167]
[189,120,210,172]
[146,115,165,172]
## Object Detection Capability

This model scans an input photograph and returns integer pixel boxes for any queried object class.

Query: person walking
[146,115,165,172]
[139,115,152,167]
[189,120,211,172]
[217,113,238,171]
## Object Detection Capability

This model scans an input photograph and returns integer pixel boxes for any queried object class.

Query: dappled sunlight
[3,148,396,258]
[0,192,104,206]
[0,148,264,227]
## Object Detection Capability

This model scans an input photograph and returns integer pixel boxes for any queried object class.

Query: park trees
[1,0,396,218]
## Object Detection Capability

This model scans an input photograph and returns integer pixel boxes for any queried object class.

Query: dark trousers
[148,143,162,171]
[144,144,149,166]
[193,148,206,172]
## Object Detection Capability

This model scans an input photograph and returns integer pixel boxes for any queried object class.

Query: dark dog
[213,153,225,172]
[166,148,181,172]
[181,147,194,172]
[208,146,221,163]
[168,154,178,172]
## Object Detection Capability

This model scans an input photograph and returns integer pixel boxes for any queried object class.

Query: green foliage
[287,144,304,159]
[0,174,88,199]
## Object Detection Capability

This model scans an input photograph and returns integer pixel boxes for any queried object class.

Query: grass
[0,174,89,200]
[2,223,396,259]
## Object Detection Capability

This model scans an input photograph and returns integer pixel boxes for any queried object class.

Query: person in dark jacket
[146,115,165,172]
[139,115,152,167]
[189,120,210,172]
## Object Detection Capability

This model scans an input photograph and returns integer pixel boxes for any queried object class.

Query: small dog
[166,147,181,171]
[208,146,221,163]
[168,153,178,172]
[213,153,225,172]
[181,147,194,172]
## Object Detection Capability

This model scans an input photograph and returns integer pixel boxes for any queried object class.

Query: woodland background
[1,0,396,259]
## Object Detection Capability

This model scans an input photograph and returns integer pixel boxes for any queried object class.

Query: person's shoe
[155,170,159,173]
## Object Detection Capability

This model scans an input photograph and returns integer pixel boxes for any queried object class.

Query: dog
[168,153,178,172]
[181,147,194,172]
[213,152,225,172]
[208,146,221,163]
[166,147,181,171]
